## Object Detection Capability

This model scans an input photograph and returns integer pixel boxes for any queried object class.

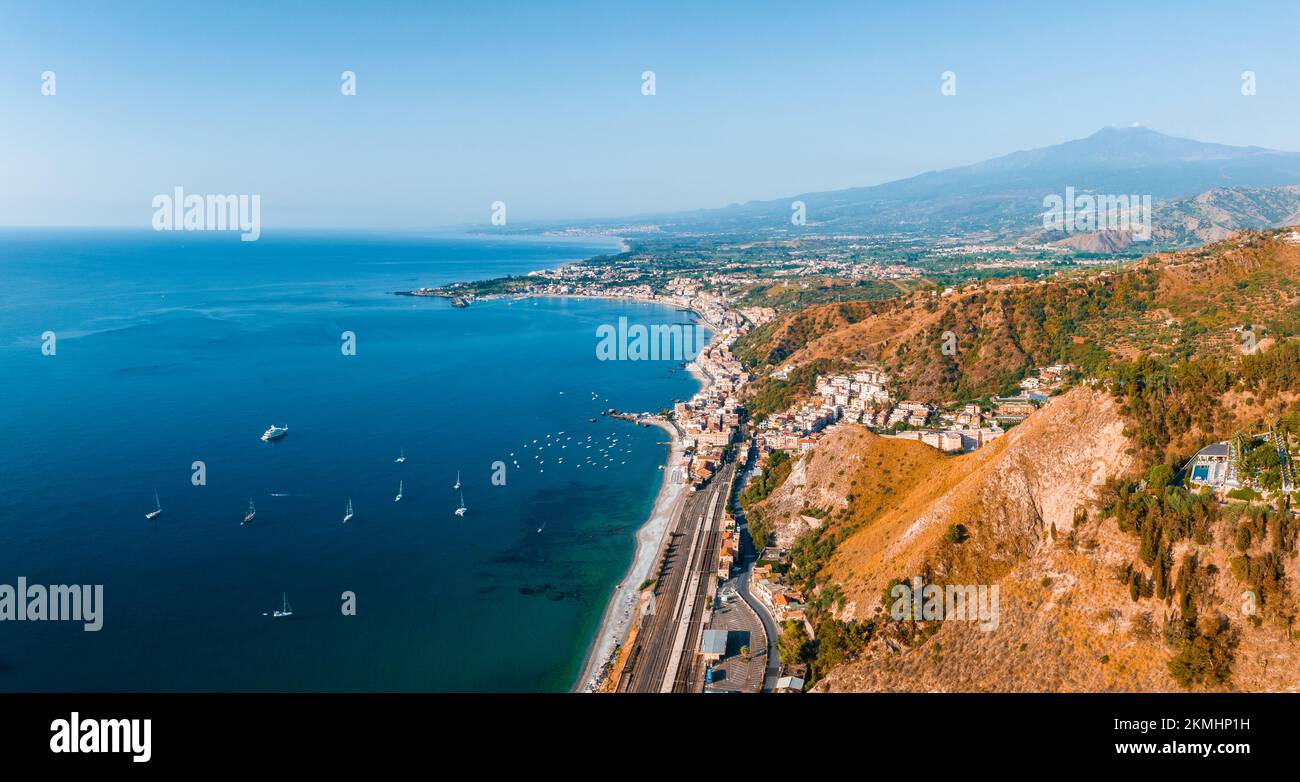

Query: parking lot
[703,587,768,693]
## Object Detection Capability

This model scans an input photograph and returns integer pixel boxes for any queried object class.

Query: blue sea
[0,230,703,692]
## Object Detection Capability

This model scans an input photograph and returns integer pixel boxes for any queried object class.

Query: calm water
[0,230,702,691]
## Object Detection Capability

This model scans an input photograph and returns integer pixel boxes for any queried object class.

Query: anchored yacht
[261,424,288,442]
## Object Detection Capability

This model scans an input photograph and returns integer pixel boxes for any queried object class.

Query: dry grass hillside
[820,387,1136,621]
[755,425,946,549]
[735,228,1300,406]
[763,387,1300,691]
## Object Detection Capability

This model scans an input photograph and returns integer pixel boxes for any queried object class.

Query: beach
[575,357,713,692]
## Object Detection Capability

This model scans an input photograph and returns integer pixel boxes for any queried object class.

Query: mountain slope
[1032,185,1300,250]
[736,228,1300,414]
[753,379,1300,692]
[741,231,1300,693]
[1152,185,1300,245]
[627,128,1300,239]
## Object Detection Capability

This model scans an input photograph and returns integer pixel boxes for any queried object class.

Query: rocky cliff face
[769,386,1300,692]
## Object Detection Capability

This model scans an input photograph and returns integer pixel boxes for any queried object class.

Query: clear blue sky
[2,0,1298,228]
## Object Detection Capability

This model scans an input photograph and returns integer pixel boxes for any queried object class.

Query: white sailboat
[271,592,293,618]
[455,493,467,517]
[453,470,461,490]
[343,498,354,524]
[395,480,403,502]
[145,490,162,521]
[242,498,256,525]
[395,448,406,464]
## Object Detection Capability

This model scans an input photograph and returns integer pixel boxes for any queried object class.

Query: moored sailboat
[271,592,293,618]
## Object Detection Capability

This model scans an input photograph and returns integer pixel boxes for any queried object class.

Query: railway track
[619,462,735,693]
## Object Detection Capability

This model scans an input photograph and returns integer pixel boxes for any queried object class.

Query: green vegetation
[1166,614,1239,689]
[747,510,775,554]
[776,620,814,667]
[1106,417,1299,686]
[737,279,912,313]
[739,451,791,510]
[741,360,848,422]
[740,451,793,551]
[1107,340,1300,463]
[809,617,875,676]
[1236,436,1284,492]
[775,612,875,686]
[787,525,845,599]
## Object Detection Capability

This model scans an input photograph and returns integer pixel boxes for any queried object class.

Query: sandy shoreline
[419,282,721,693]
[574,358,713,692]
[409,245,726,692]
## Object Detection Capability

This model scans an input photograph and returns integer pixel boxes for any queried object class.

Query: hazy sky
[2,0,1298,228]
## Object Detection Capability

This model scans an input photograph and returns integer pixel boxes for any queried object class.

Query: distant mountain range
[1032,185,1300,252]
[586,127,1300,246]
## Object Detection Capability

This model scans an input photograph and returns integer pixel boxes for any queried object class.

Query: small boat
[454,493,467,517]
[242,498,256,525]
[453,470,461,490]
[145,490,162,521]
[395,449,405,464]
[395,480,403,503]
[261,424,289,442]
[343,498,353,524]
[272,592,293,618]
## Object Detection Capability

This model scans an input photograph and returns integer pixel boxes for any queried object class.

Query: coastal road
[736,567,780,692]
[619,461,735,693]
[732,440,780,692]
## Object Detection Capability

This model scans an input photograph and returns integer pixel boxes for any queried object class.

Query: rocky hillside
[735,228,1300,406]
[1028,185,1300,252]
[756,386,1300,691]
[1153,185,1300,246]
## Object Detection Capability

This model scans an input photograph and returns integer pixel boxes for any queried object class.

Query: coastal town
[416,255,1027,692]
[757,363,1072,457]
[520,263,1096,692]
[406,225,1300,697]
